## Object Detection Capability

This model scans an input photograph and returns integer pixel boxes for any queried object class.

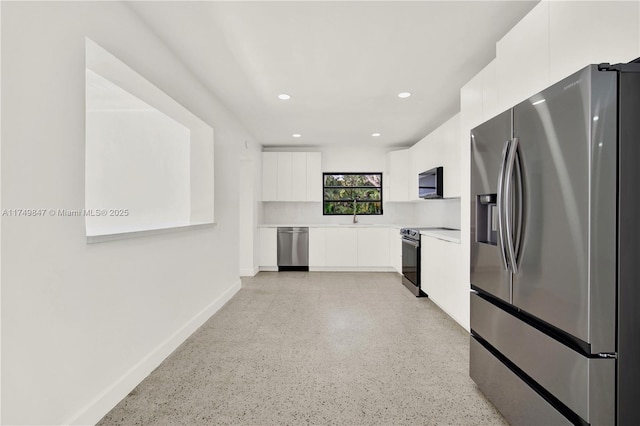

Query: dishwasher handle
[277,227,309,233]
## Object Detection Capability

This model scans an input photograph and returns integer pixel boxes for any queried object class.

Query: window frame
[322,172,384,216]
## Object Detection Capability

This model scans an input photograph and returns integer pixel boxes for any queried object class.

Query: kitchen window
[323,173,383,215]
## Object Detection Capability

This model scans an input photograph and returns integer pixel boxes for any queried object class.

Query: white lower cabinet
[263,226,395,271]
[309,227,326,267]
[420,235,466,329]
[309,226,395,270]
[389,228,402,273]
[259,228,277,269]
[325,228,358,267]
[357,228,389,267]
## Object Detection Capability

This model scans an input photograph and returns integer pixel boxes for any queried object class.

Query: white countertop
[420,228,461,244]
[258,223,461,243]
[259,223,394,228]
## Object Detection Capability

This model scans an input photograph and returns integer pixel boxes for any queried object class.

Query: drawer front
[470,292,614,424]
[470,337,572,426]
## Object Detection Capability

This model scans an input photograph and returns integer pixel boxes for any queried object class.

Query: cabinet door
[496,1,549,110]
[388,150,409,201]
[421,236,466,329]
[277,152,293,201]
[259,228,277,267]
[309,227,326,267]
[325,228,358,267]
[481,60,499,121]
[408,144,421,201]
[389,228,402,273]
[443,114,460,198]
[421,236,440,297]
[306,152,322,202]
[357,228,389,267]
[262,152,278,201]
[549,1,639,84]
[291,152,307,201]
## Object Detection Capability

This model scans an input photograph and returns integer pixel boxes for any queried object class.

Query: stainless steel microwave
[418,167,443,199]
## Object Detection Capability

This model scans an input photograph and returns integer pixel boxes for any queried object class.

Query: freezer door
[470,110,512,303]
[512,66,617,352]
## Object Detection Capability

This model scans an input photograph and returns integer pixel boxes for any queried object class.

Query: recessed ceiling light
[278,94,291,100]
[372,133,381,137]
[398,92,412,98]
[292,133,302,138]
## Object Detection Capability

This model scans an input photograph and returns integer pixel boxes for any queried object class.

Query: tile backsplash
[262,198,461,229]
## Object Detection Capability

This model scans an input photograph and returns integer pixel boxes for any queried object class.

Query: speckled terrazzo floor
[97,272,508,426]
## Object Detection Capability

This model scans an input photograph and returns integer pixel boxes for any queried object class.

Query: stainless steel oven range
[400,228,427,297]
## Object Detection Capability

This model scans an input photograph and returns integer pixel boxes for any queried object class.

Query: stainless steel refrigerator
[470,61,640,425]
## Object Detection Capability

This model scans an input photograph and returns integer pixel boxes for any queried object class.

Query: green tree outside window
[323,173,383,215]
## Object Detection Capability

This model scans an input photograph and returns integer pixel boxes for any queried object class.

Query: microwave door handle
[504,137,520,274]
[497,139,511,272]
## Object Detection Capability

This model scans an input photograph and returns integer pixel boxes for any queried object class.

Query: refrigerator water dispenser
[477,194,498,245]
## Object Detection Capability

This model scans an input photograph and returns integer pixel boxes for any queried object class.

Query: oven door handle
[401,238,420,248]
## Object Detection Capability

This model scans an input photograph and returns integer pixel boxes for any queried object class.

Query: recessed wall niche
[85,38,214,240]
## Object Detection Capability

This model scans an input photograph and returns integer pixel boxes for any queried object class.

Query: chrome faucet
[353,199,358,223]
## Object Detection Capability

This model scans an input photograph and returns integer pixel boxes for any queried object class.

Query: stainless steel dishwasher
[277,227,309,271]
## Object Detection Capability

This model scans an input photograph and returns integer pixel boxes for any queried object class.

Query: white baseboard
[258,266,278,272]
[239,266,259,277]
[259,266,395,272]
[427,296,470,333]
[309,266,395,272]
[64,279,242,426]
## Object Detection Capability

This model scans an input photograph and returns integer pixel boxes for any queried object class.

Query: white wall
[414,199,461,230]
[1,2,254,424]
[0,1,3,422]
[239,141,263,276]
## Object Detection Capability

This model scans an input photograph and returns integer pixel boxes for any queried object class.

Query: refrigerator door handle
[513,143,524,269]
[504,137,520,273]
[497,139,511,272]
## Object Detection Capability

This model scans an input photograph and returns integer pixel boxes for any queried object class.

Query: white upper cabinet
[262,152,278,201]
[277,152,293,201]
[481,60,499,122]
[291,152,307,201]
[387,149,410,202]
[262,151,322,202]
[549,1,640,83]
[496,1,550,111]
[306,152,322,202]
[442,114,460,199]
[406,113,461,199]
[460,71,484,132]
[408,144,421,201]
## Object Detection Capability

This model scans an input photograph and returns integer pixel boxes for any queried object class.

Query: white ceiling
[129,1,538,148]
